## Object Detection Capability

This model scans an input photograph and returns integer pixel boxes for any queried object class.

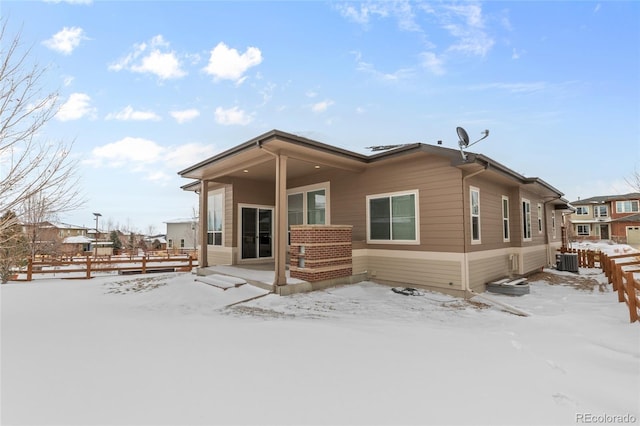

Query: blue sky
[3,0,639,234]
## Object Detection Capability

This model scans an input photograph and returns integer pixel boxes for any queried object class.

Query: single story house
[178,129,571,297]
[568,193,640,245]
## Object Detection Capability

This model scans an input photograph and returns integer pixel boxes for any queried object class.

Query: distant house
[21,221,90,256]
[179,129,572,296]
[165,218,198,252]
[568,193,640,245]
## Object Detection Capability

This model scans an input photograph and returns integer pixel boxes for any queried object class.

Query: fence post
[142,256,147,274]
[608,258,616,285]
[624,271,638,323]
[27,257,33,281]
[616,264,626,303]
[86,256,91,279]
[188,255,193,270]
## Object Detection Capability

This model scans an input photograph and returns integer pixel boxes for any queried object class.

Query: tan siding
[523,246,546,273]
[207,246,233,265]
[289,154,465,253]
[354,249,463,291]
[468,255,510,292]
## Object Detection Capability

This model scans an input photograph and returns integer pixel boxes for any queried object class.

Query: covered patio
[178,130,369,294]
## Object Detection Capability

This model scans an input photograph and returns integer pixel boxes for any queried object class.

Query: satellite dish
[457,127,470,148]
[456,127,490,161]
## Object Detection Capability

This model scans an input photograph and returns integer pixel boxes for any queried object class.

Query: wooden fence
[13,254,196,281]
[559,248,600,268]
[599,252,640,323]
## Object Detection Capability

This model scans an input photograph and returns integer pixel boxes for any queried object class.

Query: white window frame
[470,187,481,244]
[551,210,556,238]
[207,188,224,246]
[287,182,331,227]
[522,198,532,241]
[576,206,589,216]
[595,205,608,218]
[537,203,543,234]
[502,196,510,242]
[366,189,420,245]
[616,200,639,213]
[577,224,590,236]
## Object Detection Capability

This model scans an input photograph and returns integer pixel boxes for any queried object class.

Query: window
[367,190,419,243]
[522,199,532,241]
[577,224,590,236]
[502,196,510,242]
[551,211,556,238]
[595,205,608,218]
[470,187,481,243]
[168,239,173,248]
[207,189,224,246]
[616,200,639,213]
[287,183,329,228]
[180,239,185,248]
[576,206,589,215]
[307,189,326,224]
[537,203,543,233]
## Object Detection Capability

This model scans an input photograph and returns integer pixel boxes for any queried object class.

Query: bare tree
[625,167,640,193]
[0,19,84,238]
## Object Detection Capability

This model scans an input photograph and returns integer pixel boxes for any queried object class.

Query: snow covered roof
[63,235,94,244]
[165,218,197,224]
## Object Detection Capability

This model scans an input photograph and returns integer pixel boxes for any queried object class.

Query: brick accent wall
[289,225,352,282]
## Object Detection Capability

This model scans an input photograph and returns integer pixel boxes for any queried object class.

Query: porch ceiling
[180,136,367,182]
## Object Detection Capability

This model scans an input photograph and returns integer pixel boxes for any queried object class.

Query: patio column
[199,180,208,268]
[274,154,288,287]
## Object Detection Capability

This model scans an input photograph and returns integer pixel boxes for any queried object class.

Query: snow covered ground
[1,242,639,426]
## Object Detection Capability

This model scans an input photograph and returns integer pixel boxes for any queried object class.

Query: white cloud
[420,52,445,75]
[353,51,414,81]
[56,92,96,121]
[109,35,186,81]
[170,108,200,124]
[442,3,494,57]
[89,137,164,168]
[42,27,88,55]
[105,106,161,121]
[214,106,253,125]
[164,143,217,168]
[203,42,262,84]
[311,100,334,113]
[85,138,217,182]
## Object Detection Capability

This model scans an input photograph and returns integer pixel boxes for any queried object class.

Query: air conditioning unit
[556,253,578,273]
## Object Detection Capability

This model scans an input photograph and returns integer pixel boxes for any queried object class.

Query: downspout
[460,161,532,317]
[461,162,488,298]
[543,196,562,267]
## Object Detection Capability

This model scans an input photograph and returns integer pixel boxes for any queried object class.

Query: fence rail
[12,255,196,281]
[600,252,640,323]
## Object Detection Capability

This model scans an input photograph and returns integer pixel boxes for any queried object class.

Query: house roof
[178,129,569,205]
[570,193,640,204]
[611,213,640,223]
[63,235,94,244]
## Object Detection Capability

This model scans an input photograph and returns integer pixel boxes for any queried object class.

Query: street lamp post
[93,212,101,257]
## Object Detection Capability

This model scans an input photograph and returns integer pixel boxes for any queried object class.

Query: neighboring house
[21,221,90,256]
[568,193,640,245]
[165,219,198,252]
[178,129,572,296]
[145,234,167,250]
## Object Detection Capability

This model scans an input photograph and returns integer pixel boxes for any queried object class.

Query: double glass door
[241,207,273,259]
